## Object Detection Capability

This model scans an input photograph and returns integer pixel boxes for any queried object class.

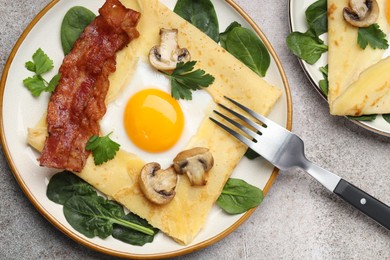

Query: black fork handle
[334,179,390,230]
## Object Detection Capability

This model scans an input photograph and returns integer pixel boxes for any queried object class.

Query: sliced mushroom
[173,147,214,186]
[139,162,178,205]
[149,28,191,70]
[343,0,379,27]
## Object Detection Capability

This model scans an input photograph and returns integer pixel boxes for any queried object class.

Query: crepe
[28,0,281,244]
[327,0,390,116]
[331,56,390,115]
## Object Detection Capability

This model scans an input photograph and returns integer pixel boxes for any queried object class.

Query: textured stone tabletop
[0,0,389,259]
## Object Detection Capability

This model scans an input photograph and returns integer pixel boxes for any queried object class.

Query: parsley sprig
[23,48,61,97]
[86,132,120,166]
[358,24,389,50]
[160,61,215,100]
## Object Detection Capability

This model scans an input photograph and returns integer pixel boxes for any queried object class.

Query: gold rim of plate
[0,0,293,258]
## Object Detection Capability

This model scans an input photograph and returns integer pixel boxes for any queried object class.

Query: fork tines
[209,96,267,146]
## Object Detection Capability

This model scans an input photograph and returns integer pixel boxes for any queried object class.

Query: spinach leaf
[47,171,156,244]
[47,171,96,204]
[358,24,389,50]
[217,178,263,215]
[287,0,328,64]
[347,114,377,121]
[174,0,219,42]
[112,213,159,246]
[61,6,96,55]
[63,195,122,239]
[305,0,327,37]
[220,24,270,77]
[383,114,390,124]
[64,195,155,239]
[219,21,241,49]
[319,65,328,96]
[244,148,260,160]
[286,31,327,65]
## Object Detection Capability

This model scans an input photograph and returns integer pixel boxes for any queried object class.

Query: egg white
[100,59,213,168]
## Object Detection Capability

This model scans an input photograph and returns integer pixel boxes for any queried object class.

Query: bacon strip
[39,0,140,172]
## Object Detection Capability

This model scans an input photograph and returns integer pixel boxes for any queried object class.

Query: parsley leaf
[25,61,36,72]
[86,132,120,166]
[23,48,61,97]
[358,24,389,50]
[161,61,215,100]
[32,48,54,74]
[23,76,47,97]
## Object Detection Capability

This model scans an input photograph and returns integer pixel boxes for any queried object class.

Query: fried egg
[100,59,212,168]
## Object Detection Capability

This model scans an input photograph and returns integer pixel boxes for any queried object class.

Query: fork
[210,96,390,230]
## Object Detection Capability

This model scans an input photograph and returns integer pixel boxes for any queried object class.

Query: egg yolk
[123,89,185,152]
[387,0,390,25]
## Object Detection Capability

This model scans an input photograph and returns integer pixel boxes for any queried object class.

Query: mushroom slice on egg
[149,28,191,70]
[139,162,178,205]
[173,147,214,186]
[343,0,379,27]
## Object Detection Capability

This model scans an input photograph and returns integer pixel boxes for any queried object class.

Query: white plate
[0,0,292,258]
[289,0,390,137]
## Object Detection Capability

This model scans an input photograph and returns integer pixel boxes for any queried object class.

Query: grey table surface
[1,0,389,259]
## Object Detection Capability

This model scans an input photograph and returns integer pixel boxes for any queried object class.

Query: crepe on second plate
[328,0,390,116]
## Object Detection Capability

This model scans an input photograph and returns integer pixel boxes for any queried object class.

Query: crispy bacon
[39,0,140,172]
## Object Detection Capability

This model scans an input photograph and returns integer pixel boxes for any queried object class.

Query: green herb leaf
[217,178,263,215]
[286,31,328,65]
[23,48,60,96]
[172,60,197,75]
[162,61,215,100]
[86,132,120,165]
[220,24,270,77]
[305,0,327,37]
[61,6,96,55]
[174,0,219,42]
[47,171,97,205]
[25,61,36,72]
[63,195,155,238]
[31,48,54,75]
[287,0,328,64]
[319,65,328,96]
[112,213,159,246]
[48,73,62,93]
[219,21,241,49]
[358,24,389,50]
[23,76,47,97]
[383,114,390,124]
[63,195,124,239]
[244,148,260,160]
[348,114,377,121]
[47,171,156,244]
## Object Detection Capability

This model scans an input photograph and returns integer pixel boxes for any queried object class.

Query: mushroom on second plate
[343,0,379,27]
[149,28,191,70]
[139,162,178,205]
[173,147,214,186]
